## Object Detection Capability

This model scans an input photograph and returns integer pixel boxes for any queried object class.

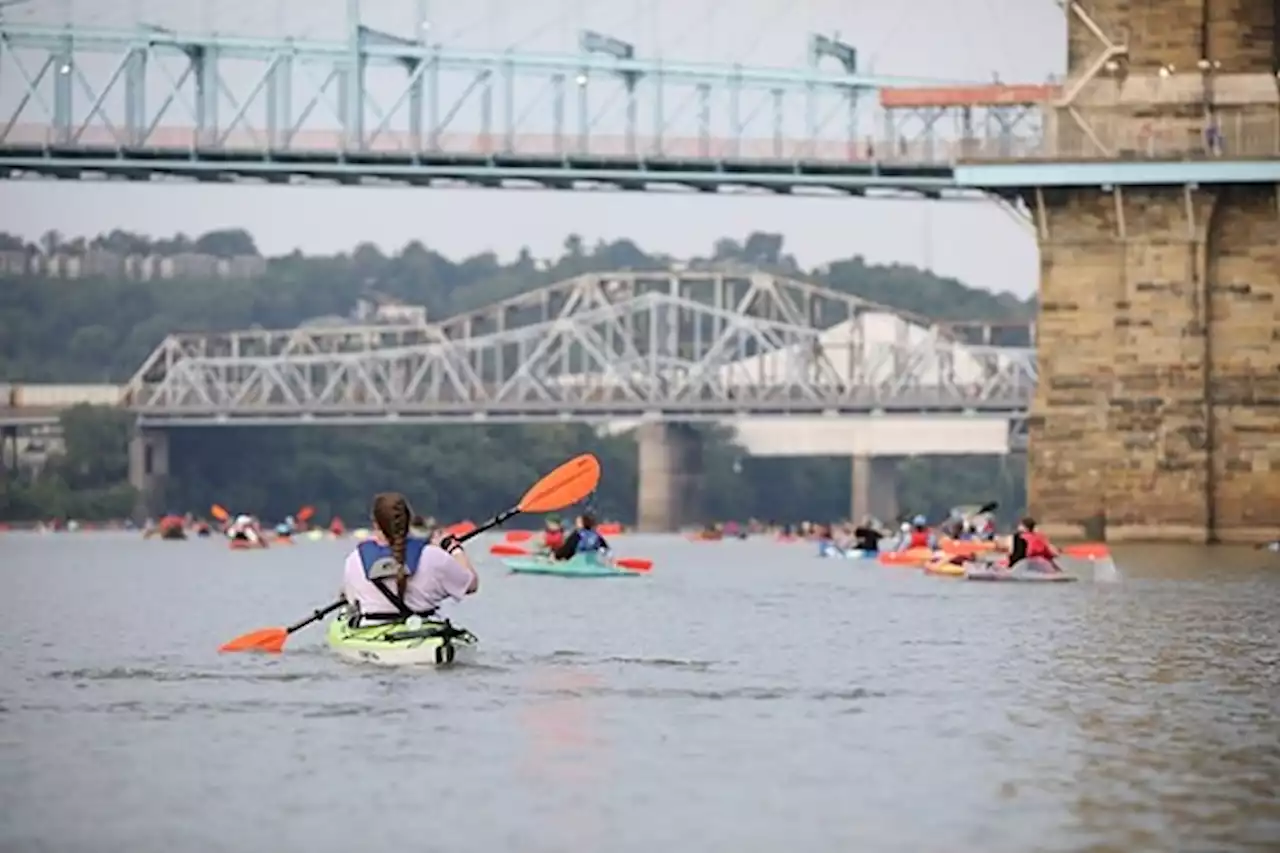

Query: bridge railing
[4,113,1277,165]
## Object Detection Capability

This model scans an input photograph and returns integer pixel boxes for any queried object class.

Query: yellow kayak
[923,556,965,577]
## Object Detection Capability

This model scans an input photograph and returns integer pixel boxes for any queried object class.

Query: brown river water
[1,533,1278,853]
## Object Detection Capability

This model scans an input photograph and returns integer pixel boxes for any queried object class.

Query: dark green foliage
[0,229,1031,522]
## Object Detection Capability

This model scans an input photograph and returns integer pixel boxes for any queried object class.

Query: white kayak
[964,557,1077,583]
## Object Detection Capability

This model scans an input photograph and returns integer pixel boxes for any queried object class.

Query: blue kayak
[503,553,641,578]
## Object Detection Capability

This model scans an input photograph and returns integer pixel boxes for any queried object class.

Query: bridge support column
[1029,0,1280,544]
[1,426,16,475]
[850,454,898,524]
[636,423,704,532]
[128,427,169,520]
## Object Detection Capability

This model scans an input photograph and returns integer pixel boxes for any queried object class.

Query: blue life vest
[576,529,604,554]
[357,538,427,580]
[275,523,291,536]
[355,539,432,618]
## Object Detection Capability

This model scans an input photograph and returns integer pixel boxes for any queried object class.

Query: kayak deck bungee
[326,611,478,666]
[964,557,1077,582]
[504,553,642,578]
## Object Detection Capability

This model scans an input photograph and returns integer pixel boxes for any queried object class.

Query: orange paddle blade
[517,454,601,514]
[218,627,288,653]
[1064,542,1111,559]
[598,523,623,536]
[505,530,533,543]
[296,506,315,522]
[615,557,652,572]
[490,543,528,556]
[211,504,230,522]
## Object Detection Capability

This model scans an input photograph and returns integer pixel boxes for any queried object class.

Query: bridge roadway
[121,270,1034,435]
[3,18,1278,196]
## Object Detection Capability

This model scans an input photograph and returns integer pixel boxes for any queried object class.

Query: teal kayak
[504,553,641,578]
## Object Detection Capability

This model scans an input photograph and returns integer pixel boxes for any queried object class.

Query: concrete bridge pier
[128,427,169,520]
[1030,0,1280,543]
[850,454,899,524]
[636,422,705,532]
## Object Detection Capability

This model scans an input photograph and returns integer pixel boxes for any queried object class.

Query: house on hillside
[354,294,428,325]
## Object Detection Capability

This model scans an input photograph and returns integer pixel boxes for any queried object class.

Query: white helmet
[235,514,252,526]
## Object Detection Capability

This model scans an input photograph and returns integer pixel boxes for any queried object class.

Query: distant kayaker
[1004,517,1061,571]
[341,492,477,622]
[553,512,609,561]
[409,514,433,539]
[852,516,884,552]
[542,515,566,552]
[228,514,260,543]
[896,515,935,551]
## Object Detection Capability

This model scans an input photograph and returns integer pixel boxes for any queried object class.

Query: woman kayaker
[552,512,609,560]
[1003,517,1061,571]
[341,492,477,621]
[542,515,566,552]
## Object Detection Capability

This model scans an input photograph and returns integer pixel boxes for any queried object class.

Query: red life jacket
[543,529,566,550]
[908,529,931,549]
[1022,531,1053,559]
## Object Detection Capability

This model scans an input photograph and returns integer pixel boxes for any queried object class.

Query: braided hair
[372,492,414,597]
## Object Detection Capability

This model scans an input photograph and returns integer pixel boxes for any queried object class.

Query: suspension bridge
[3,1,1276,199]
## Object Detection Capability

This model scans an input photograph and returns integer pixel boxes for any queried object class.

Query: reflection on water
[0,532,1278,852]
[519,667,609,853]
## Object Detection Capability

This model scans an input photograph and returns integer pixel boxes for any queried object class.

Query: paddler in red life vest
[898,515,936,551]
[1006,517,1061,571]
[541,515,566,553]
[329,516,346,537]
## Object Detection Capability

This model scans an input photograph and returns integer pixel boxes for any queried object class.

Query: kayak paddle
[1062,543,1111,560]
[614,557,652,572]
[490,543,529,556]
[218,452,602,654]
[211,504,230,522]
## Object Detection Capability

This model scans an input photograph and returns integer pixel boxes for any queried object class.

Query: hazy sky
[0,0,1064,296]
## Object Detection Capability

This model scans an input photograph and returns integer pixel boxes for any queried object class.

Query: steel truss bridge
[123,269,1037,429]
[0,3,1040,197]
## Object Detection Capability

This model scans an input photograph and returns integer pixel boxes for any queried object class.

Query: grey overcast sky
[0,0,1064,296]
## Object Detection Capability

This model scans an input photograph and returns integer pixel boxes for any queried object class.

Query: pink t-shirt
[341,542,474,615]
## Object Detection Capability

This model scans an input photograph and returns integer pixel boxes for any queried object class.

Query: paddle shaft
[441,506,521,550]
[287,600,346,634]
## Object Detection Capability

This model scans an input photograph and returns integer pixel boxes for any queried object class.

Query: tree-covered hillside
[0,229,1031,523]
